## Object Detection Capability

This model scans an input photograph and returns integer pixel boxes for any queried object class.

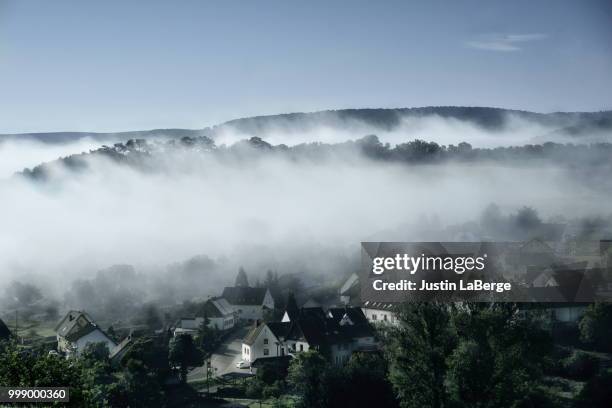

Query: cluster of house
[241,305,378,367]
[352,239,612,325]
[52,284,277,359]
[50,276,394,372]
[174,286,275,336]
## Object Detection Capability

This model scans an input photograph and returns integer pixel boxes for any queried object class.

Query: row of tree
[23,133,612,182]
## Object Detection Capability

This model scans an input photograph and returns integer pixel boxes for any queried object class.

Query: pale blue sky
[0,0,611,133]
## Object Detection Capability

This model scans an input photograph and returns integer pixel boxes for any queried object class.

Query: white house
[202,298,235,330]
[361,300,399,325]
[55,311,116,358]
[242,321,292,363]
[222,287,274,321]
[242,307,377,367]
[173,316,204,337]
[174,298,236,336]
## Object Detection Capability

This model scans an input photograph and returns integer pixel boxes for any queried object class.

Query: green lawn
[0,314,57,343]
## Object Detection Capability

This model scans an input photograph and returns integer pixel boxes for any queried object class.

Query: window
[300,344,304,351]
[263,348,269,356]
[372,314,377,320]
[383,314,387,321]
[263,338,268,345]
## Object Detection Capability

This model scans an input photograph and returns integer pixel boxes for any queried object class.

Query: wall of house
[331,343,353,366]
[242,325,282,363]
[362,307,398,325]
[57,335,71,354]
[180,317,204,330]
[242,344,252,362]
[209,315,235,330]
[73,330,116,356]
[235,305,264,321]
[283,339,310,354]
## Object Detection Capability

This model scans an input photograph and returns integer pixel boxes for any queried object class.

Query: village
[2,238,612,407]
[50,268,388,379]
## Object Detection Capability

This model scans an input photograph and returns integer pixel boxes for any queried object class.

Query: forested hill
[216,107,612,134]
[2,107,612,144]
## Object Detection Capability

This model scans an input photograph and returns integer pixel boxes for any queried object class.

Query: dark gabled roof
[56,311,93,338]
[329,307,375,340]
[55,310,112,343]
[243,321,291,346]
[222,287,268,306]
[285,307,326,322]
[267,322,292,341]
[327,307,369,326]
[0,318,11,340]
[287,307,375,346]
[201,300,223,318]
[291,317,328,346]
[338,321,375,339]
[245,307,376,349]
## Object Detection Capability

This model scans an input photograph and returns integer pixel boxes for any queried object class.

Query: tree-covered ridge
[19,133,612,182]
[219,106,612,134]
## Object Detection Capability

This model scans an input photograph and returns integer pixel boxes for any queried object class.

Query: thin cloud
[466,33,548,52]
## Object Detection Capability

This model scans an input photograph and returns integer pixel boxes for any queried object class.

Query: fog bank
[1,143,609,296]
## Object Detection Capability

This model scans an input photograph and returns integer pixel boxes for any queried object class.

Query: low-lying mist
[1,112,611,321]
[215,114,556,147]
[0,138,104,178]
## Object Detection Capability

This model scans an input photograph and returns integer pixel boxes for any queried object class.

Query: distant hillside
[216,107,612,138]
[0,128,209,144]
[2,107,611,144]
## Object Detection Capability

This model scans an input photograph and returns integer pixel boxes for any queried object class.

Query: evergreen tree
[286,293,299,314]
[235,267,249,287]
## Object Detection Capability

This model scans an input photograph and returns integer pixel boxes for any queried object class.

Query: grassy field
[0,313,57,344]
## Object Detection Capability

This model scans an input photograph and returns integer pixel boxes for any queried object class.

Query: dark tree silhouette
[235,267,249,287]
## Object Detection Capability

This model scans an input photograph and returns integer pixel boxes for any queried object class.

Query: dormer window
[339,314,353,326]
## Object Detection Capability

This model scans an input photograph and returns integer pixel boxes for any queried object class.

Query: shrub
[262,380,283,399]
[561,351,599,380]
[575,370,612,408]
[245,380,263,399]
